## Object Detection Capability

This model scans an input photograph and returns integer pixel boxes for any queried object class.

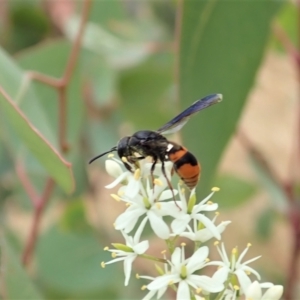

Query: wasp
[89,94,222,191]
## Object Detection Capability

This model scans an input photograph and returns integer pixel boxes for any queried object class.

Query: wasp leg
[123,156,146,173]
[160,159,181,210]
[150,157,158,189]
[123,161,133,172]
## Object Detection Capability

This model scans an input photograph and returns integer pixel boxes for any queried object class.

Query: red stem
[22,178,55,266]
[15,160,39,205]
[20,0,92,266]
[272,9,300,298]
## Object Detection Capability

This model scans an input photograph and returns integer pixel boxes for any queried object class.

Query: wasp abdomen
[167,143,200,189]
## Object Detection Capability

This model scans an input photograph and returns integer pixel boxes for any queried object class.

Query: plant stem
[21,0,92,266]
[22,178,55,266]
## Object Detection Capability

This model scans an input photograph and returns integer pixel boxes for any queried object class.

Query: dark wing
[157,93,222,134]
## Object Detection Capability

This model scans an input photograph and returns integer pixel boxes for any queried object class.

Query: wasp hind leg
[160,159,181,210]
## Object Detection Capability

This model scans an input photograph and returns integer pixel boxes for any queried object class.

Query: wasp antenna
[89,147,117,164]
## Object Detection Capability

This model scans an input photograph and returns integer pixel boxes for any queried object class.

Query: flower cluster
[100,155,283,300]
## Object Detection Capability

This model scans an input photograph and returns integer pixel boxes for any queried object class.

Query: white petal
[171,247,182,266]
[179,231,196,241]
[124,255,136,286]
[195,214,221,240]
[211,267,230,283]
[122,232,134,247]
[142,290,157,300]
[133,240,149,254]
[105,171,129,189]
[148,211,170,239]
[240,265,261,280]
[147,274,178,290]
[217,221,231,234]
[160,189,178,201]
[245,281,262,299]
[194,203,218,213]
[260,282,274,289]
[194,228,214,242]
[105,160,124,178]
[189,274,224,293]
[133,216,148,243]
[157,285,168,299]
[261,285,284,300]
[124,179,140,198]
[171,214,191,234]
[177,281,190,300]
[193,221,230,242]
[235,269,252,293]
[160,201,182,218]
[186,246,208,272]
[115,207,144,232]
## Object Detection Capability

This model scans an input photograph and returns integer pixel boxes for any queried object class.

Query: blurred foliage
[213,174,257,210]
[4,1,50,53]
[0,0,292,299]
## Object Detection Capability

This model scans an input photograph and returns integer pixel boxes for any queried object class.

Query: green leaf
[37,226,120,297]
[271,2,297,52]
[255,208,276,241]
[179,1,282,197]
[18,40,89,195]
[213,174,257,209]
[0,46,56,145]
[59,198,91,232]
[119,53,174,129]
[17,40,84,146]
[7,1,50,53]
[0,87,74,194]
[2,235,43,299]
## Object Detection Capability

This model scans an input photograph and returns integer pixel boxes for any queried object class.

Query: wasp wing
[157,93,222,135]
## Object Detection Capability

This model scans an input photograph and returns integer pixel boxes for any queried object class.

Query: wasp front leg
[150,157,158,188]
[122,155,145,173]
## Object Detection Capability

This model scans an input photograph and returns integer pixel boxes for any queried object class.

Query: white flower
[209,243,261,293]
[105,158,174,199]
[245,281,284,300]
[139,270,169,300]
[105,159,124,178]
[102,218,149,286]
[114,175,179,239]
[180,217,231,242]
[171,187,222,240]
[144,246,224,300]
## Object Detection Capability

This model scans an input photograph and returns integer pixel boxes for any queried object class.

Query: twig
[273,22,300,66]
[22,178,55,266]
[279,4,300,298]
[21,0,92,266]
[26,0,92,153]
[237,130,284,191]
[15,160,39,206]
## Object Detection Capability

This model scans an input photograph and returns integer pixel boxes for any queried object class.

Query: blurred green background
[0,0,297,299]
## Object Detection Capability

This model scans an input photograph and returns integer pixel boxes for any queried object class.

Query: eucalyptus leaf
[2,235,44,299]
[179,1,282,197]
[213,174,257,209]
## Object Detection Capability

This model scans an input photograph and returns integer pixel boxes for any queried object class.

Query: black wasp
[89,94,222,191]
